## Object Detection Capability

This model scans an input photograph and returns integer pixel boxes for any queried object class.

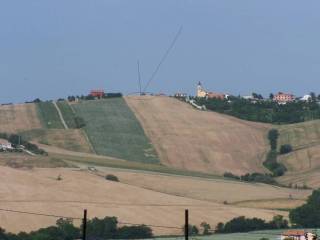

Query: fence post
[82,209,87,240]
[185,209,189,240]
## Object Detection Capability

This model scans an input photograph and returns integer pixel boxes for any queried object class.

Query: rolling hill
[125,96,271,175]
[0,97,317,236]
[0,166,306,236]
[277,120,320,188]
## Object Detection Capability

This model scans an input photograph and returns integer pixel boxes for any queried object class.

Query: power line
[118,221,183,230]
[0,208,82,220]
[143,26,183,92]
[0,208,182,230]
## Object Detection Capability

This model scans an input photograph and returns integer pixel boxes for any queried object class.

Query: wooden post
[82,209,87,240]
[185,209,189,240]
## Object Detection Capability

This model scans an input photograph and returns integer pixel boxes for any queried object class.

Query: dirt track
[0,166,288,235]
[125,96,270,175]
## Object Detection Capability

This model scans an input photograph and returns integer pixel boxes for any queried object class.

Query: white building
[300,94,312,101]
[0,139,13,151]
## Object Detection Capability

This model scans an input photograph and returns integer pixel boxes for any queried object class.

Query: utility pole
[82,209,87,240]
[185,209,189,240]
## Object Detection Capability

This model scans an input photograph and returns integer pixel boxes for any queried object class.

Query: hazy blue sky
[1,0,320,103]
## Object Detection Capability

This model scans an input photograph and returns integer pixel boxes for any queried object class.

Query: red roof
[282,230,306,236]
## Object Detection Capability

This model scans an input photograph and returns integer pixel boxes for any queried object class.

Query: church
[196,82,227,100]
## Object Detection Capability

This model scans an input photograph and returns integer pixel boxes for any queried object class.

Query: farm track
[53,102,68,129]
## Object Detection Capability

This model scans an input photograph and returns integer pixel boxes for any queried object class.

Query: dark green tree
[289,189,320,227]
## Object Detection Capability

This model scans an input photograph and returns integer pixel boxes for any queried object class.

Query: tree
[117,225,152,239]
[269,215,288,229]
[289,189,320,228]
[86,217,118,239]
[268,129,279,150]
[215,222,224,233]
[310,92,317,102]
[200,222,211,235]
[269,93,274,100]
[280,144,293,154]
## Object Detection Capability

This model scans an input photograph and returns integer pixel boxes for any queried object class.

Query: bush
[74,116,86,128]
[280,144,293,154]
[105,174,119,182]
[223,172,240,180]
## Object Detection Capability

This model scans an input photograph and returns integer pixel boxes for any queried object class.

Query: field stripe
[53,101,68,129]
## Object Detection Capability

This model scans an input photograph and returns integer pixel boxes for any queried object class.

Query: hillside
[125,96,271,175]
[0,103,41,133]
[71,98,158,163]
[0,166,300,236]
[277,120,320,188]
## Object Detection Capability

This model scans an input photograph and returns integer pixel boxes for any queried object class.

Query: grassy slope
[56,101,77,128]
[36,102,64,129]
[19,129,92,153]
[71,98,159,163]
[277,120,320,188]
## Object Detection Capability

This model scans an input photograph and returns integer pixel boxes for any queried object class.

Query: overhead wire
[143,26,183,93]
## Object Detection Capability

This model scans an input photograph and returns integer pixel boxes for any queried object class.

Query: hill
[0,103,41,133]
[71,98,158,163]
[0,166,303,236]
[125,96,271,175]
[277,120,320,188]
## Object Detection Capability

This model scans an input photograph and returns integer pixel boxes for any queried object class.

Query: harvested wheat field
[277,120,320,188]
[125,96,271,175]
[94,166,310,209]
[0,166,287,235]
[0,103,41,133]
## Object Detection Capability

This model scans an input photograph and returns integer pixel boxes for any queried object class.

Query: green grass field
[71,98,159,163]
[154,229,320,240]
[56,101,77,128]
[36,101,64,129]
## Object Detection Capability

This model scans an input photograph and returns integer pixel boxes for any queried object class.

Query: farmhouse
[280,230,316,240]
[90,90,105,98]
[0,139,13,151]
[273,92,295,104]
[197,82,227,100]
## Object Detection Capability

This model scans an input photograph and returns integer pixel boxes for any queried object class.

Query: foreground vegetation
[0,216,152,240]
[71,98,159,163]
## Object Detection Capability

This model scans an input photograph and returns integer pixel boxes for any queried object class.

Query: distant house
[90,90,105,98]
[0,139,13,151]
[273,92,295,104]
[197,82,227,100]
[280,230,316,240]
[174,93,187,98]
[300,94,312,101]
[207,92,225,100]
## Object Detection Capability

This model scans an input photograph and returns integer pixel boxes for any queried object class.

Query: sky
[1,0,320,103]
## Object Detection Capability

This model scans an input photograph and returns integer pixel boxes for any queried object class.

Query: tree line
[215,189,320,234]
[195,96,320,124]
[0,216,152,240]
